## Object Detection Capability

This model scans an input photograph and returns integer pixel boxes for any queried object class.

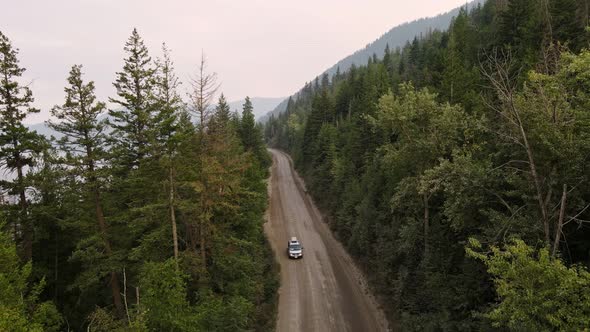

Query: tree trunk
[186,222,197,251]
[17,163,32,261]
[169,163,179,262]
[200,225,206,266]
[92,179,125,317]
[198,205,209,288]
[199,206,207,268]
[522,135,550,243]
[552,184,567,257]
[542,0,553,42]
[483,50,553,244]
[54,230,59,301]
[512,102,551,244]
[85,139,125,317]
[423,193,430,257]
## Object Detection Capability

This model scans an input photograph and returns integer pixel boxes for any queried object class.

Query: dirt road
[264,149,389,332]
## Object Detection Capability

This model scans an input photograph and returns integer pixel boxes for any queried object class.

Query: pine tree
[195,94,246,286]
[209,94,231,134]
[334,66,342,82]
[0,30,44,261]
[500,0,544,70]
[239,96,268,168]
[48,64,126,316]
[239,97,256,150]
[106,30,159,296]
[321,73,330,90]
[441,9,479,107]
[153,43,184,262]
[108,28,156,169]
[302,89,332,167]
[551,0,586,49]
[383,43,394,80]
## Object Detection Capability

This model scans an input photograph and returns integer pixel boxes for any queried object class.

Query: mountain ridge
[261,0,486,122]
[27,96,285,138]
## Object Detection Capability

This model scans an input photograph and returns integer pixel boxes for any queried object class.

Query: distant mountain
[26,97,285,138]
[323,0,485,77]
[28,121,66,140]
[227,97,286,121]
[258,98,289,123]
[261,0,485,122]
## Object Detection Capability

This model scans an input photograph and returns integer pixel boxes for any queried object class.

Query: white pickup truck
[287,237,303,259]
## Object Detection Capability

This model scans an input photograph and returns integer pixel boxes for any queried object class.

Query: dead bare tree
[189,51,220,133]
[480,49,552,244]
[552,184,567,257]
[187,52,220,270]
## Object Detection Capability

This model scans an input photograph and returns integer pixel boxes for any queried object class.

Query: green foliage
[0,29,44,261]
[467,238,590,331]
[1,28,278,331]
[6,0,590,329]
[86,307,128,332]
[441,9,481,109]
[265,2,590,329]
[140,259,198,331]
[0,219,63,331]
[153,43,184,156]
[108,28,157,168]
[195,294,254,332]
[239,96,271,171]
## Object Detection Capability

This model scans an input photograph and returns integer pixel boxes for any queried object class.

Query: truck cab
[287,237,303,259]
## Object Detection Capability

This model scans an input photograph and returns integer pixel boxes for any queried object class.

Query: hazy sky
[1,0,468,123]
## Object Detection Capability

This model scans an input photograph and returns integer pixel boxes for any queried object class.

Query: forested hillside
[322,0,486,77]
[261,0,485,123]
[265,0,590,330]
[0,29,277,331]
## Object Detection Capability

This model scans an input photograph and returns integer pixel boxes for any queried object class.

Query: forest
[0,28,277,331]
[265,0,590,330]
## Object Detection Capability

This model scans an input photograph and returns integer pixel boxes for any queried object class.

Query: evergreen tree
[108,28,156,169]
[383,43,394,81]
[441,9,480,108]
[0,30,43,261]
[209,94,231,134]
[153,43,184,262]
[238,98,254,145]
[551,0,587,49]
[239,97,269,170]
[500,0,544,70]
[301,89,332,167]
[194,94,247,286]
[48,64,126,317]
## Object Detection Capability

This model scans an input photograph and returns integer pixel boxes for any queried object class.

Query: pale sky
[1,0,468,123]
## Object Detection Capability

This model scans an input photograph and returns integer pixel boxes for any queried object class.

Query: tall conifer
[48,64,125,316]
[0,31,43,260]
[109,28,156,169]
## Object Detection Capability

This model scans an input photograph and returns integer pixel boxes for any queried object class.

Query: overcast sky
[1,0,468,123]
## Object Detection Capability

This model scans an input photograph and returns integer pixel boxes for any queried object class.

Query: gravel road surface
[264,149,389,332]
